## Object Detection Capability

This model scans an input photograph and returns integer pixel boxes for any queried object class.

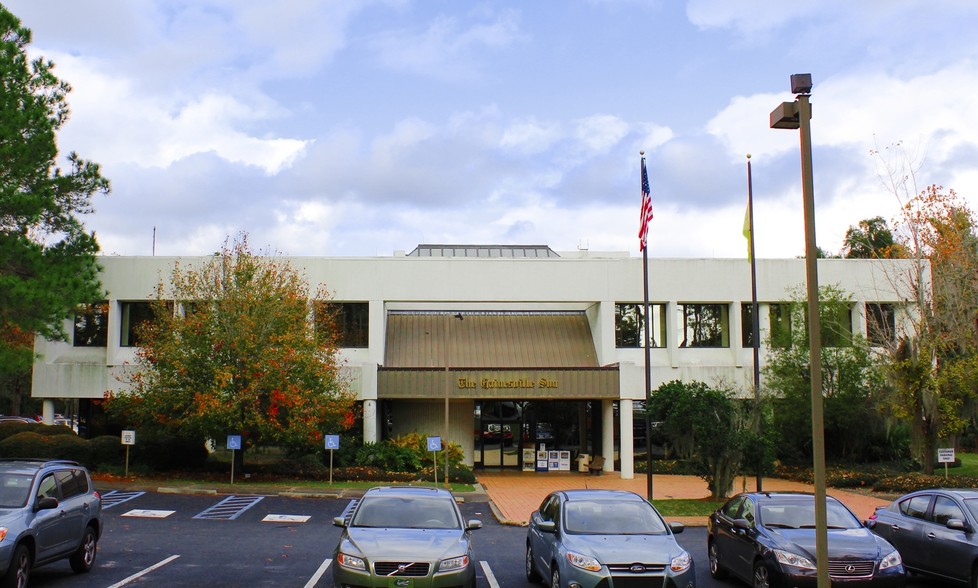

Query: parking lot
[19,490,948,588]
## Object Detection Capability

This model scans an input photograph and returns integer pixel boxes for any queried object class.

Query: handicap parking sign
[324,435,340,450]
[426,436,442,452]
[227,435,242,450]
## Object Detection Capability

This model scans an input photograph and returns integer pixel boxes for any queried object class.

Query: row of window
[614,302,897,349]
[73,302,369,348]
[74,299,897,352]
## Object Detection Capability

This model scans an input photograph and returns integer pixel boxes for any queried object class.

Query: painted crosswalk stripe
[193,495,265,520]
[101,490,146,509]
[121,509,175,518]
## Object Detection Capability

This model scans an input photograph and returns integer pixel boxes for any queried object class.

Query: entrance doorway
[473,400,594,470]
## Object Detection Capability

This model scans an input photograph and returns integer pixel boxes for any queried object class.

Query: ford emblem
[630,564,646,573]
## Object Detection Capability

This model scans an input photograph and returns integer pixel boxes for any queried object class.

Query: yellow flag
[743,204,752,262]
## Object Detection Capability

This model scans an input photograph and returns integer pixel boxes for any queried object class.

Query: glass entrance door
[474,401,523,469]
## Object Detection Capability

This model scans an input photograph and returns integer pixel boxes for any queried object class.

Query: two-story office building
[32,245,921,477]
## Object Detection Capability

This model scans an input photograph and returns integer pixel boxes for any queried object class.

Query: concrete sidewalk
[475,470,892,526]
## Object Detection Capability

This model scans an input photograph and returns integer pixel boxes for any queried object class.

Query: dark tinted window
[721,496,745,518]
[55,469,88,499]
[900,495,931,519]
[36,474,59,501]
[541,496,559,522]
[315,302,369,348]
[931,496,964,526]
[74,302,109,347]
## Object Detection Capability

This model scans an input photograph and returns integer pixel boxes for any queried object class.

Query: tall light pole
[770,73,829,588]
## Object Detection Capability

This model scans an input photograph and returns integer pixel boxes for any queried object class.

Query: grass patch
[652,498,724,517]
[952,452,978,477]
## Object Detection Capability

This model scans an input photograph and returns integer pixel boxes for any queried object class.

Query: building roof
[406,244,560,258]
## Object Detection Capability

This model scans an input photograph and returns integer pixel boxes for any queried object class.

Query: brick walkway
[475,470,891,526]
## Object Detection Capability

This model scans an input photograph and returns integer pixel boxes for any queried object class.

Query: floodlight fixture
[791,73,813,94]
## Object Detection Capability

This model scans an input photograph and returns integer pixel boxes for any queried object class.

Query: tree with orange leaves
[873,141,978,473]
[107,235,357,459]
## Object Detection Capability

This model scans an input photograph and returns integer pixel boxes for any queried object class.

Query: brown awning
[379,311,618,399]
[384,311,599,368]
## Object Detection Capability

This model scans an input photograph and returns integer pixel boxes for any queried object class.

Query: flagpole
[640,152,654,500]
[746,154,762,492]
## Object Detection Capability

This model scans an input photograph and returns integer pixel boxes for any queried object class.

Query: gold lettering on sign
[456,378,477,389]
[480,378,536,389]
[538,378,558,389]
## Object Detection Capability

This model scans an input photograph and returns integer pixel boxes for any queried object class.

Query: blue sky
[7,0,978,258]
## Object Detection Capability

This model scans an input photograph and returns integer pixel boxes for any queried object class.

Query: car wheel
[1,544,30,588]
[753,561,772,588]
[525,543,541,582]
[550,566,561,588]
[708,540,728,579]
[70,526,98,573]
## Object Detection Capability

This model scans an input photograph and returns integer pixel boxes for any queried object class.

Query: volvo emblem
[630,564,646,573]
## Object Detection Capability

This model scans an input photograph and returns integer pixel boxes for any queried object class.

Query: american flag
[638,156,653,251]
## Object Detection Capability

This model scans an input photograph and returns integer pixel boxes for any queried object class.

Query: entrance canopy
[378,311,619,399]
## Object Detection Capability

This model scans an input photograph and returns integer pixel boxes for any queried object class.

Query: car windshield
[0,473,33,508]
[351,495,461,529]
[963,498,978,522]
[759,499,861,530]
[564,499,667,534]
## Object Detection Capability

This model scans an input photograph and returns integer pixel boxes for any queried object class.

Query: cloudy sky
[7,0,978,258]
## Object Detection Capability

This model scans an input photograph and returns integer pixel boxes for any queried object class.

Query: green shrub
[89,435,126,469]
[872,472,978,493]
[0,421,41,442]
[354,441,421,472]
[131,435,208,471]
[0,431,92,463]
[334,466,416,482]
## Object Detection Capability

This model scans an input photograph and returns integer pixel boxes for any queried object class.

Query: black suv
[0,459,102,587]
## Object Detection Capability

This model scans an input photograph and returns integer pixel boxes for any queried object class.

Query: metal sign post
[325,435,340,485]
[938,448,955,480]
[427,436,442,485]
[227,435,242,484]
[121,430,136,477]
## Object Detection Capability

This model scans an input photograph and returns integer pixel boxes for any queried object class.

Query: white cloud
[499,118,562,154]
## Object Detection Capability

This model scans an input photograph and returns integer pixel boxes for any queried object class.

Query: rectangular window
[120,301,154,347]
[615,303,666,348]
[678,303,729,348]
[866,303,896,347]
[819,303,853,348]
[741,303,761,348]
[315,302,369,348]
[73,302,108,347]
[769,303,792,349]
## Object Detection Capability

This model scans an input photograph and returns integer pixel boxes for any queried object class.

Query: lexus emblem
[845,564,856,573]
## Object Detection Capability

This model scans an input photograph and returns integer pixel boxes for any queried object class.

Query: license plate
[388,579,413,588]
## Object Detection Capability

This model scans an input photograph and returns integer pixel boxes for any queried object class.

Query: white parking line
[105,554,180,587]
[480,560,500,588]
[303,558,332,588]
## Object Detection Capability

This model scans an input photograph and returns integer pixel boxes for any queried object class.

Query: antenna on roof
[578,240,589,251]
[152,226,156,256]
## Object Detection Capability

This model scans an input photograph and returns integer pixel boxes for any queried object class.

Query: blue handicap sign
[426,436,442,452]
[227,435,242,450]
[324,435,340,450]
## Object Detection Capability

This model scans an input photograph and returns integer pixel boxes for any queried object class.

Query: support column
[363,399,378,444]
[602,399,615,474]
[619,399,634,479]
[42,399,56,424]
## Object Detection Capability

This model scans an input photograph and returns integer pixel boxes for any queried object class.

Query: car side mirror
[538,520,557,533]
[733,518,751,530]
[467,519,482,530]
[947,518,970,532]
[332,516,347,528]
[35,496,58,511]
[669,521,685,534]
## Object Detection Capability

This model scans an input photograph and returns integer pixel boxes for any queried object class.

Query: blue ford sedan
[526,489,695,588]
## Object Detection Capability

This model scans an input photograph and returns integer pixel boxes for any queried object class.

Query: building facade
[32,245,921,477]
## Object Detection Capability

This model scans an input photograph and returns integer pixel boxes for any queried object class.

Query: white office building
[32,245,920,477]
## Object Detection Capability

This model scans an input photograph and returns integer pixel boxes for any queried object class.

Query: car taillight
[94,491,101,500]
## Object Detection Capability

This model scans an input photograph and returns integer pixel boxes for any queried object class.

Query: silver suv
[0,459,102,587]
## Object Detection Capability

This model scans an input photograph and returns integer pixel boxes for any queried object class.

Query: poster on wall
[522,448,535,472]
